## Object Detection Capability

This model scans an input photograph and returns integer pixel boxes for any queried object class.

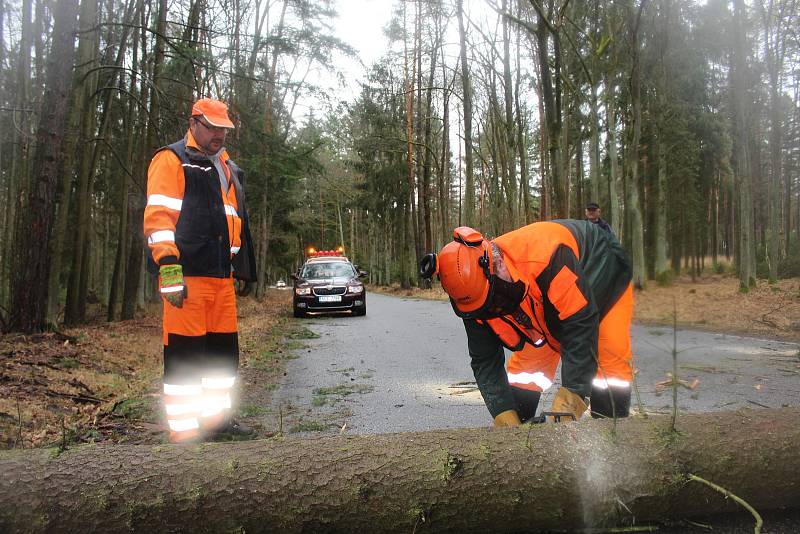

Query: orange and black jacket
[464,220,631,416]
[144,133,257,281]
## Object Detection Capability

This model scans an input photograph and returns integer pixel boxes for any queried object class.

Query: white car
[275,280,287,288]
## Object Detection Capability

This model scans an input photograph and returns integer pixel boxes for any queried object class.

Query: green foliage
[289,419,328,433]
[313,384,373,397]
[312,383,373,407]
[285,326,320,340]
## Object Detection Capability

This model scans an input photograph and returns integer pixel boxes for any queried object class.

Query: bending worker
[144,97,257,443]
[419,220,633,426]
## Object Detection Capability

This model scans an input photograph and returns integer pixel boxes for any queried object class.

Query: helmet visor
[451,276,525,320]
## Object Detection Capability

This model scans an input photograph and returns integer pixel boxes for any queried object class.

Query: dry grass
[373,274,800,342]
[634,275,800,341]
[0,290,292,449]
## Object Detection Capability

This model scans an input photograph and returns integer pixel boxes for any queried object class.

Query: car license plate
[318,295,341,303]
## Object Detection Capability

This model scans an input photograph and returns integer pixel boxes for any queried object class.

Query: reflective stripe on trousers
[506,283,635,393]
[162,276,239,439]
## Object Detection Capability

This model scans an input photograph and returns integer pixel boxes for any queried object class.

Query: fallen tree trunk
[1,408,798,533]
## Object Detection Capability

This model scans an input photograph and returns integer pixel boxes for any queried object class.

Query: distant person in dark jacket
[585,202,614,237]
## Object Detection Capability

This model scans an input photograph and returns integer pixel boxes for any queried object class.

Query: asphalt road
[269,291,800,435]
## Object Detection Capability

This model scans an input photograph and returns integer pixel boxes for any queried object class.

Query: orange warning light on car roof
[306,246,345,258]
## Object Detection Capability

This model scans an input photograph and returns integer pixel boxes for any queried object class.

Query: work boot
[589,384,631,419]
[510,386,542,423]
[208,419,255,441]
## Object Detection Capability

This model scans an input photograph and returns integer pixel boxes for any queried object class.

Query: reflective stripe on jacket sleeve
[144,150,185,264]
[535,244,598,398]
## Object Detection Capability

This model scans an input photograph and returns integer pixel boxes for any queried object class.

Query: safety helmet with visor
[419,227,526,320]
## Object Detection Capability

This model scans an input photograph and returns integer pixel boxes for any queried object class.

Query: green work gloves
[159,264,185,308]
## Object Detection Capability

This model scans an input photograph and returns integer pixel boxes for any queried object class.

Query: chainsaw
[524,411,577,424]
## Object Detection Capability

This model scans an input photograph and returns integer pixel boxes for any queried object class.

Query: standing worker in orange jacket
[420,221,633,426]
[144,98,257,443]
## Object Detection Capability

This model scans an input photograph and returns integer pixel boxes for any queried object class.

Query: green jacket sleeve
[536,244,598,398]
[463,319,515,418]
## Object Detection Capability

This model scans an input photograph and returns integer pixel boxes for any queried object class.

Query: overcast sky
[295,0,497,121]
[334,0,395,74]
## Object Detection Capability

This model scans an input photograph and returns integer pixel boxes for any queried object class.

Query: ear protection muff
[478,249,491,277]
[419,253,438,279]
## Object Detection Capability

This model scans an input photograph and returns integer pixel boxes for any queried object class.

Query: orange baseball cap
[191,98,234,129]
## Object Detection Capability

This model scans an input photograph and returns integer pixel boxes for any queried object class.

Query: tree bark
[1,408,798,533]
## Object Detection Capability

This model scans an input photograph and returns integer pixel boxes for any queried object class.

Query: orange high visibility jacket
[144,132,256,281]
[464,220,631,416]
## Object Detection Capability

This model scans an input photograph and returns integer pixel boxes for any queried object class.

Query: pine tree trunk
[401,0,415,289]
[654,1,671,280]
[439,54,452,245]
[63,0,99,325]
[501,0,518,229]
[123,0,166,320]
[606,79,622,238]
[1,408,798,533]
[9,0,79,333]
[655,137,669,278]
[2,0,33,312]
[535,10,566,219]
[625,1,647,289]
[514,9,530,224]
[731,0,756,289]
[457,0,475,227]
[761,3,783,281]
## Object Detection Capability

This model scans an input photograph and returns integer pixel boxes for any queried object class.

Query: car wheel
[293,308,306,318]
[353,305,366,316]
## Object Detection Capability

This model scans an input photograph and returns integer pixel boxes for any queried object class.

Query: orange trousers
[507,283,634,393]
[161,276,239,442]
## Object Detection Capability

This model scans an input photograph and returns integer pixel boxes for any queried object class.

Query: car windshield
[301,262,355,279]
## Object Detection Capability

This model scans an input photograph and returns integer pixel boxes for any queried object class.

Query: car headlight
[295,287,311,295]
[347,284,364,294]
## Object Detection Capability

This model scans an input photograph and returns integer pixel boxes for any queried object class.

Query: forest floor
[1,274,798,449]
